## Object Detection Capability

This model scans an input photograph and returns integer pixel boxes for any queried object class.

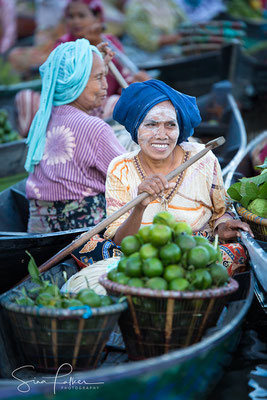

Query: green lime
[126,253,143,277]
[128,278,144,288]
[120,235,141,256]
[77,288,96,303]
[100,296,113,306]
[107,267,118,281]
[138,226,151,243]
[209,263,229,286]
[163,264,185,282]
[190,269,212,290]
[139,243,158,259]
[153,211,176,228]
[118,257,128,273]
[175,233,196,253]
[42,284,60,297]
[145,277,168,290]
[201,243,218,264]
[113,272,130,285]
[169,278,189,291]
[159,243,181,266]
[80,292,101,307]
[143,258,164,277]
[173,221,192,236]
[36,292,54,306]
[187,246,210,268]
[63,298,84,308]
[148,224,172,247]
[193,235,210,246]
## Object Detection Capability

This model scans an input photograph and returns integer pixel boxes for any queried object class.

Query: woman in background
[25,39,125,233]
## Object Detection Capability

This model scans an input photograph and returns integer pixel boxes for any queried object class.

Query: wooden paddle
[21,136,225,280]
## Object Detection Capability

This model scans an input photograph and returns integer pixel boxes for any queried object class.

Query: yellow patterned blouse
[104,142,233,240]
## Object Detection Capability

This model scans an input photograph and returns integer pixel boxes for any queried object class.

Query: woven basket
[236,204,267,242]
[0,290,127,372]
[99,274,238,360]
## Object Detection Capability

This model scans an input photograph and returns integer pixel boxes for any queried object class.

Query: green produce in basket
[109,211,227,291]
[143,257,164,277]
[14,251,114,308]
[128,278,144,288]
[247,198,267,219]
[163,264,185,282]
[153,210,176,228]
[175,233,196,252]
[227,157,267,217]
[173,221,192,236]
[145,277,168,290]
[187,246,210,268]
[209,263,229,286]
[148,224,172,246]
[120,235,141,256]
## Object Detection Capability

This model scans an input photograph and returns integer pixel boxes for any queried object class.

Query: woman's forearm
[113,205,146,245]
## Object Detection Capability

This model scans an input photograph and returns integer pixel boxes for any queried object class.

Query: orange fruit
[138,226,151,243]
[187,246,210,268]
[145,277,168,290]
[169,278,189,291]
[120,235,140,256]
[175,233,196,253]
[153,211,176,228]
[148,224,172,247]
[159,243,181,266]
[173,221,192,236]
[163,264,185,282]
[143,258,164,277]
[139,243,158,259]
[126,253,143,277]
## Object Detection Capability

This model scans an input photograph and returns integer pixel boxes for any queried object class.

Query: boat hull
[0,264,254,400]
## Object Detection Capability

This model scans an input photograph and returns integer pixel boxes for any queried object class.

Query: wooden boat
[137,43,237,98]
[225,131,267,314]
[0,81,246,294]
[0,258,254,399]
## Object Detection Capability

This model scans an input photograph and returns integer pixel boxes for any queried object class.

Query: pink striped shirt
[26,105,125,201]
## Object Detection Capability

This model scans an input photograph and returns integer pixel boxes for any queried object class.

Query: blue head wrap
[25,39,102,172]
[113,80,201,144]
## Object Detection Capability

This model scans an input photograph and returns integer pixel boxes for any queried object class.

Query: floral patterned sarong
[27,194,106,233]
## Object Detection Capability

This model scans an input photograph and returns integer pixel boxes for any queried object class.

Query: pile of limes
[15,284,114,309]
[108,211,229,291]
[0,109,20,144]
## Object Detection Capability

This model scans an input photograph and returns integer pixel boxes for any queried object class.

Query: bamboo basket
[99,274,239,360]
[0,289,127,372]
[236,204,267,242]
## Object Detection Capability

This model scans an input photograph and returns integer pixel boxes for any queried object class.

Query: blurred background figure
[174,0,226,24]
[8,0,67,77]
[124,0,187,53]
[0,0,17,54]
[55,0,150,118]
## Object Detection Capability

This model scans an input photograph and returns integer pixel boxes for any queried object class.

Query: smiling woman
[24,39,125,233]
[94,80,252,275]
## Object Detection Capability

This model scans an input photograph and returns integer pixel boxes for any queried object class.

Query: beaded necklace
[133,150,190,210]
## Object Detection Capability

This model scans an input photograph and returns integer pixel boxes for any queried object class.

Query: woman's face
[138,101,179,160]
[65,2,100,40]
[73,53,108,112]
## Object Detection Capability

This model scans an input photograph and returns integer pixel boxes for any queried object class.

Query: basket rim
[99,274,238,299]
[236,203,267,226]
[0,294,128,317]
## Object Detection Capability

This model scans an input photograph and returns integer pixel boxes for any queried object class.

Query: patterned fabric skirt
[27,194,106,233]
[71,230,248,277]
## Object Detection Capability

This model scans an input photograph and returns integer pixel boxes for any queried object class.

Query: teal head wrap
[25,38,102,172]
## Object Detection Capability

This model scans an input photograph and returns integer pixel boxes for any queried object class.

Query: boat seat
[10,188,29,230]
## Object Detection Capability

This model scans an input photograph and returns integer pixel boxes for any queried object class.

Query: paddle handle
[35,136,225,275]
[108,61,128,89]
